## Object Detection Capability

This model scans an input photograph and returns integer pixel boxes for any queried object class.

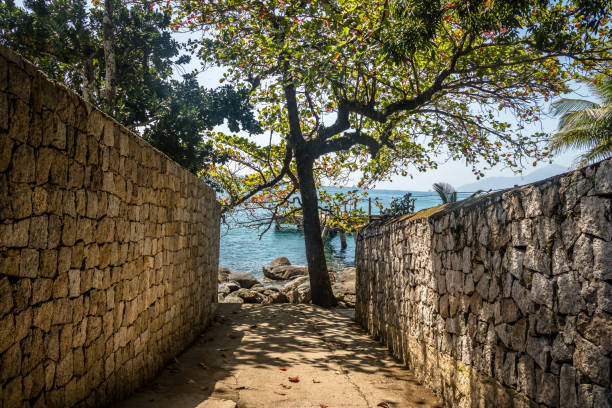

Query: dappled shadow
[114,304,442,408]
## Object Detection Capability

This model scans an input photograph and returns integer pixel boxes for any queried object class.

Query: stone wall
[356,158,611,407]
[0,47,220,407]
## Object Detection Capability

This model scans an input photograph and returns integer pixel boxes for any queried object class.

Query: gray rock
[219,281,240,295]
[221,295,244,304]
[559,364,577,408]
[233,288,266,304]
[269,257,291,267]
[531,273,553,309]
[227,273,260,289]
[574,335,610,386]
[557,273,586,314]
[526,335,550,370]
[536,370,559,406]
[218,267,231,283]
[580,196,612,241]
[283,276,309,292]
[551,334,574,362]
[263,265,309,280]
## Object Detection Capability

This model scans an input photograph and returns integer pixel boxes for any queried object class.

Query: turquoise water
[219,188,471,279]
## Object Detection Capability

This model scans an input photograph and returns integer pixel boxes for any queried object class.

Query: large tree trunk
[295,152,337,308]
[103,0,116,113]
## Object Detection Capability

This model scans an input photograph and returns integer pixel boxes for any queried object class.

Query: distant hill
[458,164,569,192]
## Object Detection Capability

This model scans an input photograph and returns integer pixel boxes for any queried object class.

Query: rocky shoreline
[218,257,356,308]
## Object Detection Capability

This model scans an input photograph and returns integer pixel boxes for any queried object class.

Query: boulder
[283,276,310,292]
[261,290,289,304]
[219,281,240,295]
[286,281,311,304]
[228,273,260,289]
[233,288,266,303]
[263,265,309,280]
[218,267,231,283]
[270,257,291,267]
[332,267,356,307]
[221,295,244,304]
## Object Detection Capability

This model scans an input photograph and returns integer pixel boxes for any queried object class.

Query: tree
[0,0,261,174]
[550,76,612,165]
[170,0,611,307]
[433,182,457,204]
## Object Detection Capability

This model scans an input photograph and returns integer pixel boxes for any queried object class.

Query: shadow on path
[113,304,442,408]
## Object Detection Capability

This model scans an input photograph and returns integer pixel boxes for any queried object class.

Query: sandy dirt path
[114,304,442,408]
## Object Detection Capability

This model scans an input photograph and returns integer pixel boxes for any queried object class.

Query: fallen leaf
[288,376,300,383]
[377,402,390,408]
[320,405,328,408]
[312,379,321,384]
[279,367,287,371]
[280,384,292,389]
[185,379,195,384]
[274,391,286,396]
[335,370,345,375]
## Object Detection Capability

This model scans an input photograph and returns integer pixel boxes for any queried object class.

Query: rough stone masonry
[0,46,220,407]
[356,158,611,407]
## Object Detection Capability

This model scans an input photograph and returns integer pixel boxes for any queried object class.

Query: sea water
[219,188,471,280]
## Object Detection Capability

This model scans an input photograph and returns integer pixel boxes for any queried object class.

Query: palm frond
[550,76,612,166]
[552,98,600,118]
[433,182,456,203]
[558,107,610,131]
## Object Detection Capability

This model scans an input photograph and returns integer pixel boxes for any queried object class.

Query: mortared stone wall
[0,46,220,407]
[356,158,611,407]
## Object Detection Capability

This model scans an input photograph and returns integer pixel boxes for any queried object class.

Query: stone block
[8,100,30,143]
[526,335,550,370]
[530,273,553,309]
[2,375,23,408]
[573,335,609,386]
[0,342,21,383]
[8,62,31,100]
[61,215,76,246]
[19,248,39,277]
[39,250,57,278]
[2,219,30,247]
[512,280,534,315]
[53,272,68,298]
[0,277,14,318]
[559,364,577,408]
[11,187,33,219]
[580,196,612,241]
[0,131,13,171]
[29,215,48,249]
[535,370,559,406]
[557,272,585,315]
[68,269,80,298]
[55,349,73,387]
[33,301,53,332]
[52,298,72,325]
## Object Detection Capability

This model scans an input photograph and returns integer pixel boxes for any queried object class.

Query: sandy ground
[113,304,442,408]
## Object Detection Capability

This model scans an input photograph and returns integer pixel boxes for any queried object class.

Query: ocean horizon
[220,187,472,280]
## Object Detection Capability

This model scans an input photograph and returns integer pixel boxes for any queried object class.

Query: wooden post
[339,230,347,249]
[368,198,372,217]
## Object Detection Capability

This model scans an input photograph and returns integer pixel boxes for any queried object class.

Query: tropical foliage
[433,183,458,204]
[550,77,612,165]
[0,0,260,174]
[163,0,611,306]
